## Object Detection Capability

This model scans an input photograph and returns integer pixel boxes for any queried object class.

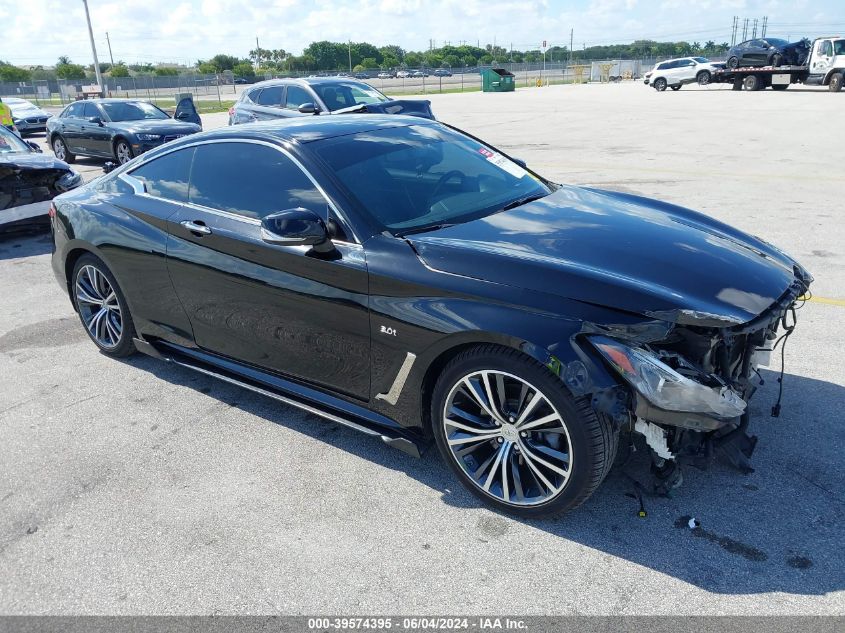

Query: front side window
[821,41,834,56]
[82,102,101,119]
[312,124,552,233]
[100,101,169,122]
[285,85,312,109]
[0,125,31,153]
[129,147,194,202]
[189,142,325,220]
[312,82,388,111]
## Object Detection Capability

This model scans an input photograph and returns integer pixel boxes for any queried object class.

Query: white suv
[645,57,720,91]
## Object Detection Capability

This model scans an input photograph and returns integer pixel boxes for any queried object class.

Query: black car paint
[46,99,201,161]
[49,115,811,450]
[1,144,81,224]
[727,38,811,67]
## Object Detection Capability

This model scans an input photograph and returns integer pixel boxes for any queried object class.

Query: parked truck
[713,36,845,91]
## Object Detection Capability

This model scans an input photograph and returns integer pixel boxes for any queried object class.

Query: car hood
[107,119,201,134]
[409,186,807,326]
[0,152,71,172]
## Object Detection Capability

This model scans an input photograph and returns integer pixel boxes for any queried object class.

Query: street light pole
[81,0,104,93]
[348,40,352,73]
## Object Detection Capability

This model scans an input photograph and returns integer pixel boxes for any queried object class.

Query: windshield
[766,38,788,47]
[0,126,32,154]
[312,82,388,111]
[100,101,169,122]
[313,124,552,234]
[835,40,845,55]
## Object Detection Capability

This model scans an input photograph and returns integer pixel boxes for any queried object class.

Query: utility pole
[348,40,352,72]
[81,0,104,92]
[255,36,260,69]
[569,28,574,64]
[105,31,114,66]
[730,16,738,46]
[752,18,758,39]
[761,15,768,38]
[742,18,749,41]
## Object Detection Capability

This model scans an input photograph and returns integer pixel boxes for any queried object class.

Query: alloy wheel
[116,142,133,164]
[53,138,66,161]
[75,264,123,349]
[442,370,573,507]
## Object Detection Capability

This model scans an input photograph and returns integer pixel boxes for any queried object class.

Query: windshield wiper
[500,193,549,212]
[396,223,456,237]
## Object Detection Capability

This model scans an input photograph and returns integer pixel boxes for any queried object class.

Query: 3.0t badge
[380,325,397,336]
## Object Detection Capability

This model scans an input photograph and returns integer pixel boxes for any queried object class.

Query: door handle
[180,220,212,235]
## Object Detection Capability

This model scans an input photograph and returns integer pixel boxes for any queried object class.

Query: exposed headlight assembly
[136,133,161,141]
[591,336,746,419]
[55,170,83,192]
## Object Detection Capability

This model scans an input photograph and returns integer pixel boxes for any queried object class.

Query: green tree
[360,57,379,69]
[154,66,178,76]
[404,52,423,67]
[233,62,255,79]
[109,63,130,77]
[442,55,460,68]
[55,57,86,79]
[0,61,31,82]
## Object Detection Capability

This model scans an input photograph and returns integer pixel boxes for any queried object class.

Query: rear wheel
[653,78,667,92]
[72,254,137,357]
[696,70,711,85]
[829,73,844,93]
[431,345,618,519]
[52,136,75,163]
[114,139,134,165]
[743,74,762,91]
[771,53,784,67]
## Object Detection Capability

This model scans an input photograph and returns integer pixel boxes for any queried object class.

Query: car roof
[170,114,436,147]
[248,77,373,89]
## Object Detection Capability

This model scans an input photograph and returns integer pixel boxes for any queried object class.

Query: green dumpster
[481,68,515,92]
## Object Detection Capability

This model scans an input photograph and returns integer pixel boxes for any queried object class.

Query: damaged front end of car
[576,269,812,493]
[0,159,82,232]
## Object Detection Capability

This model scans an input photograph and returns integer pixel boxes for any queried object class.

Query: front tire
[653,77,667,92]
[727,56,739,69]
[52,136,75,163]
[696,70,711,85]
[114,139,134,165]
[431,345,618,519]
[72,254,137,357]
[771,53,783,67]
[829,73,844,93]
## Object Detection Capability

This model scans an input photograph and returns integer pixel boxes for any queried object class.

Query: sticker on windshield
[478,147,527,179]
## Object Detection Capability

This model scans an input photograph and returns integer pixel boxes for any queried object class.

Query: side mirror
[103,161,117,174]
[298,102,321,115]
[87,116,103,126]
[175,111,190,120]
[27,141,42,153]
[261,208,330,248]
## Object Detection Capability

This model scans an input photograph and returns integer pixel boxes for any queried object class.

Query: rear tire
[771,53,784,67]
[743,74,762,91]
[653,78,667,92]
[830,73,844,93]
[696,70,711,85]
[431,345,618,519]
[52,136,75,163]
[72,254,137,358]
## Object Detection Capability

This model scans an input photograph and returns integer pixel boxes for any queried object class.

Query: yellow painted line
[806,295,845,307]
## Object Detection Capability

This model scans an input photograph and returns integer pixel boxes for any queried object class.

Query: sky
[5,0,844,67]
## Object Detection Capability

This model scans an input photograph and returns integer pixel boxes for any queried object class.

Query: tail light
[48,202,57,219]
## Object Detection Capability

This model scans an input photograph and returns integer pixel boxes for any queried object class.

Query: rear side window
[130,147,194,202]
[255,86,283,107]
[189,142,325,220]
[82,102,100,118]
[63,102,85,118]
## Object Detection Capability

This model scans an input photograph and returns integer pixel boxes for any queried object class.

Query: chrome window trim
[125,137,361,243]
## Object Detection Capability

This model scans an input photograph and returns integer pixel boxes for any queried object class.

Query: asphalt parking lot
[2,81,843,615]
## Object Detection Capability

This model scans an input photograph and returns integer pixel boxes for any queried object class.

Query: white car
[4,97,51,135]
[645,57,721,91]
[396,70,410,78]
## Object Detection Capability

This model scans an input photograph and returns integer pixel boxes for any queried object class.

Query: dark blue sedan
[46,98,201,165]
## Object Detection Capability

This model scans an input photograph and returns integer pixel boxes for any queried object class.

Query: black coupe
[726,37,811,68]
[46,98,201,166]
[49,116,811,517]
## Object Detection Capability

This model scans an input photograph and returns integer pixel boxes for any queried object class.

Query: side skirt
[133,337,427,458]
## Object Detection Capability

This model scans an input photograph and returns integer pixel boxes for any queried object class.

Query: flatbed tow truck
[713,36,845,91]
